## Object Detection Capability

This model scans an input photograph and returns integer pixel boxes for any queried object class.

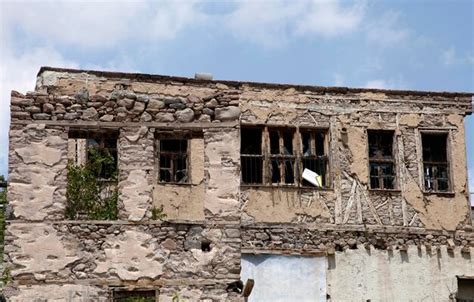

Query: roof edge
[38,66,474,98]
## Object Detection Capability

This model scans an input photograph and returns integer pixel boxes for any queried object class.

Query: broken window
[368,130,396,190]
[66,130,118,220]
[300,130,328,187]
[241,126,329,187]
[157,138,189,183]
[422,133,450,192]
[68,130,118,180]
[112,289,156,302]
[269,128,296,184]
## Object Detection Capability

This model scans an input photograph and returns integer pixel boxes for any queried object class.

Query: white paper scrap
[302,168,322,187]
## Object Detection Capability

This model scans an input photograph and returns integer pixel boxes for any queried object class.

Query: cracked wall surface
[5,67,473,300]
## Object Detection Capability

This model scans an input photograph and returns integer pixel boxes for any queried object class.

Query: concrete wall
[241,255,327,302]
[327,246,473,301]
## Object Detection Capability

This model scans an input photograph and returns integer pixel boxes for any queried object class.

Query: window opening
[158,139,188,183]
[269,128,296,184]
[241,127,329,187]
[69,130,118,180]
[368,130,396,190]
[456,277,474,302]
[241,128,263,184]
[112,289,156,302]
[422,133,450,192]
[300,130,328,187]
[67,130,118,220]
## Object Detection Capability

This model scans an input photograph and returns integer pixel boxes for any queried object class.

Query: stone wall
[5,221,241,301]
[5,67,473,300]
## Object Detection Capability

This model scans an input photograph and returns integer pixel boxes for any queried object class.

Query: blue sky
[0,0,473,194]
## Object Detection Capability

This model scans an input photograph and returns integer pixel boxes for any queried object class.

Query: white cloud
[226,1,301,47]
[365,10,410,47]
[364,79,390,89]
[442,46,474,66]
[0,37,80,167]
[442,46,457,66]
[364,76,407,90]
[226,0,367,47]
[1,1,204,50]
[333,73,345,86]
[295,0,366,37]
[0,45,79,177]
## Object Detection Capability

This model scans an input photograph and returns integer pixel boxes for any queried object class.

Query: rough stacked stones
[242,226,474,253]
[10,88,242,123]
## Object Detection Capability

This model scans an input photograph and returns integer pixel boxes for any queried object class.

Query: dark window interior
[457,278,474,302]
[269,129,296,184]
[241,128,263,184]
[158,139,188,183]
[422,133,450,192]
[241,127,328,187]
[368,130,395,190]
[301,130,328,187]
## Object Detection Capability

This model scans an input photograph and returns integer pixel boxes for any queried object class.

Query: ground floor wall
[241,247,473,302]
[327,246,473,301]
[3,221,242,302]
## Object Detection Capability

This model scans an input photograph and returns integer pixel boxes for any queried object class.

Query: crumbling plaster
[9,284,107,302]
[7,223,79,279]
[153,138,205,221]
[242,188,334,224]
[327,246,474,301]
[237,89,470,230]
[95,230,164,280]
[8,124,67,220]
[204,129,240,221]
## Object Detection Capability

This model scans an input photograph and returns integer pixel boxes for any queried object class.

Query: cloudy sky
[0,0,473,192]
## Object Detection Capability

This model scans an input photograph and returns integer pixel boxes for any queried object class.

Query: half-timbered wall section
[4,67,473,301]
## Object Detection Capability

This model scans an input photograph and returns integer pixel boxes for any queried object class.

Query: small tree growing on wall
[66,147,118,220]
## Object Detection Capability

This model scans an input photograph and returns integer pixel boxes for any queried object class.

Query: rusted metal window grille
[241,127,329,187]
[112,289,156,302]
[300,130,329,187]
[269,128,296,184]
[422,133,450,192]
[368,130,396,190]
[158,139,189,183]
[68,130,118,180]
[241,127,263,184]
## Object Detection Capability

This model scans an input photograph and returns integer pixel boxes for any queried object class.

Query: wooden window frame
[420,131,452,193]
[299,128,330,188]
[267,127,297,185]
[367,130,397,190]
[241,126,330,188]
[155,131,192,184]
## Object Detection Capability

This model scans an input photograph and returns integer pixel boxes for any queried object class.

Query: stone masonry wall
[5,67,473,300]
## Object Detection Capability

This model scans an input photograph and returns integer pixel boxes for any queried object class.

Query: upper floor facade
[8,67,472,232]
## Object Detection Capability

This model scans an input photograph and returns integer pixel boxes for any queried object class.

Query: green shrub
[66,148,118,220]
[151,205,167,220]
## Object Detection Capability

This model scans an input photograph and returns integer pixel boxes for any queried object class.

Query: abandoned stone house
[4,66,474,301]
